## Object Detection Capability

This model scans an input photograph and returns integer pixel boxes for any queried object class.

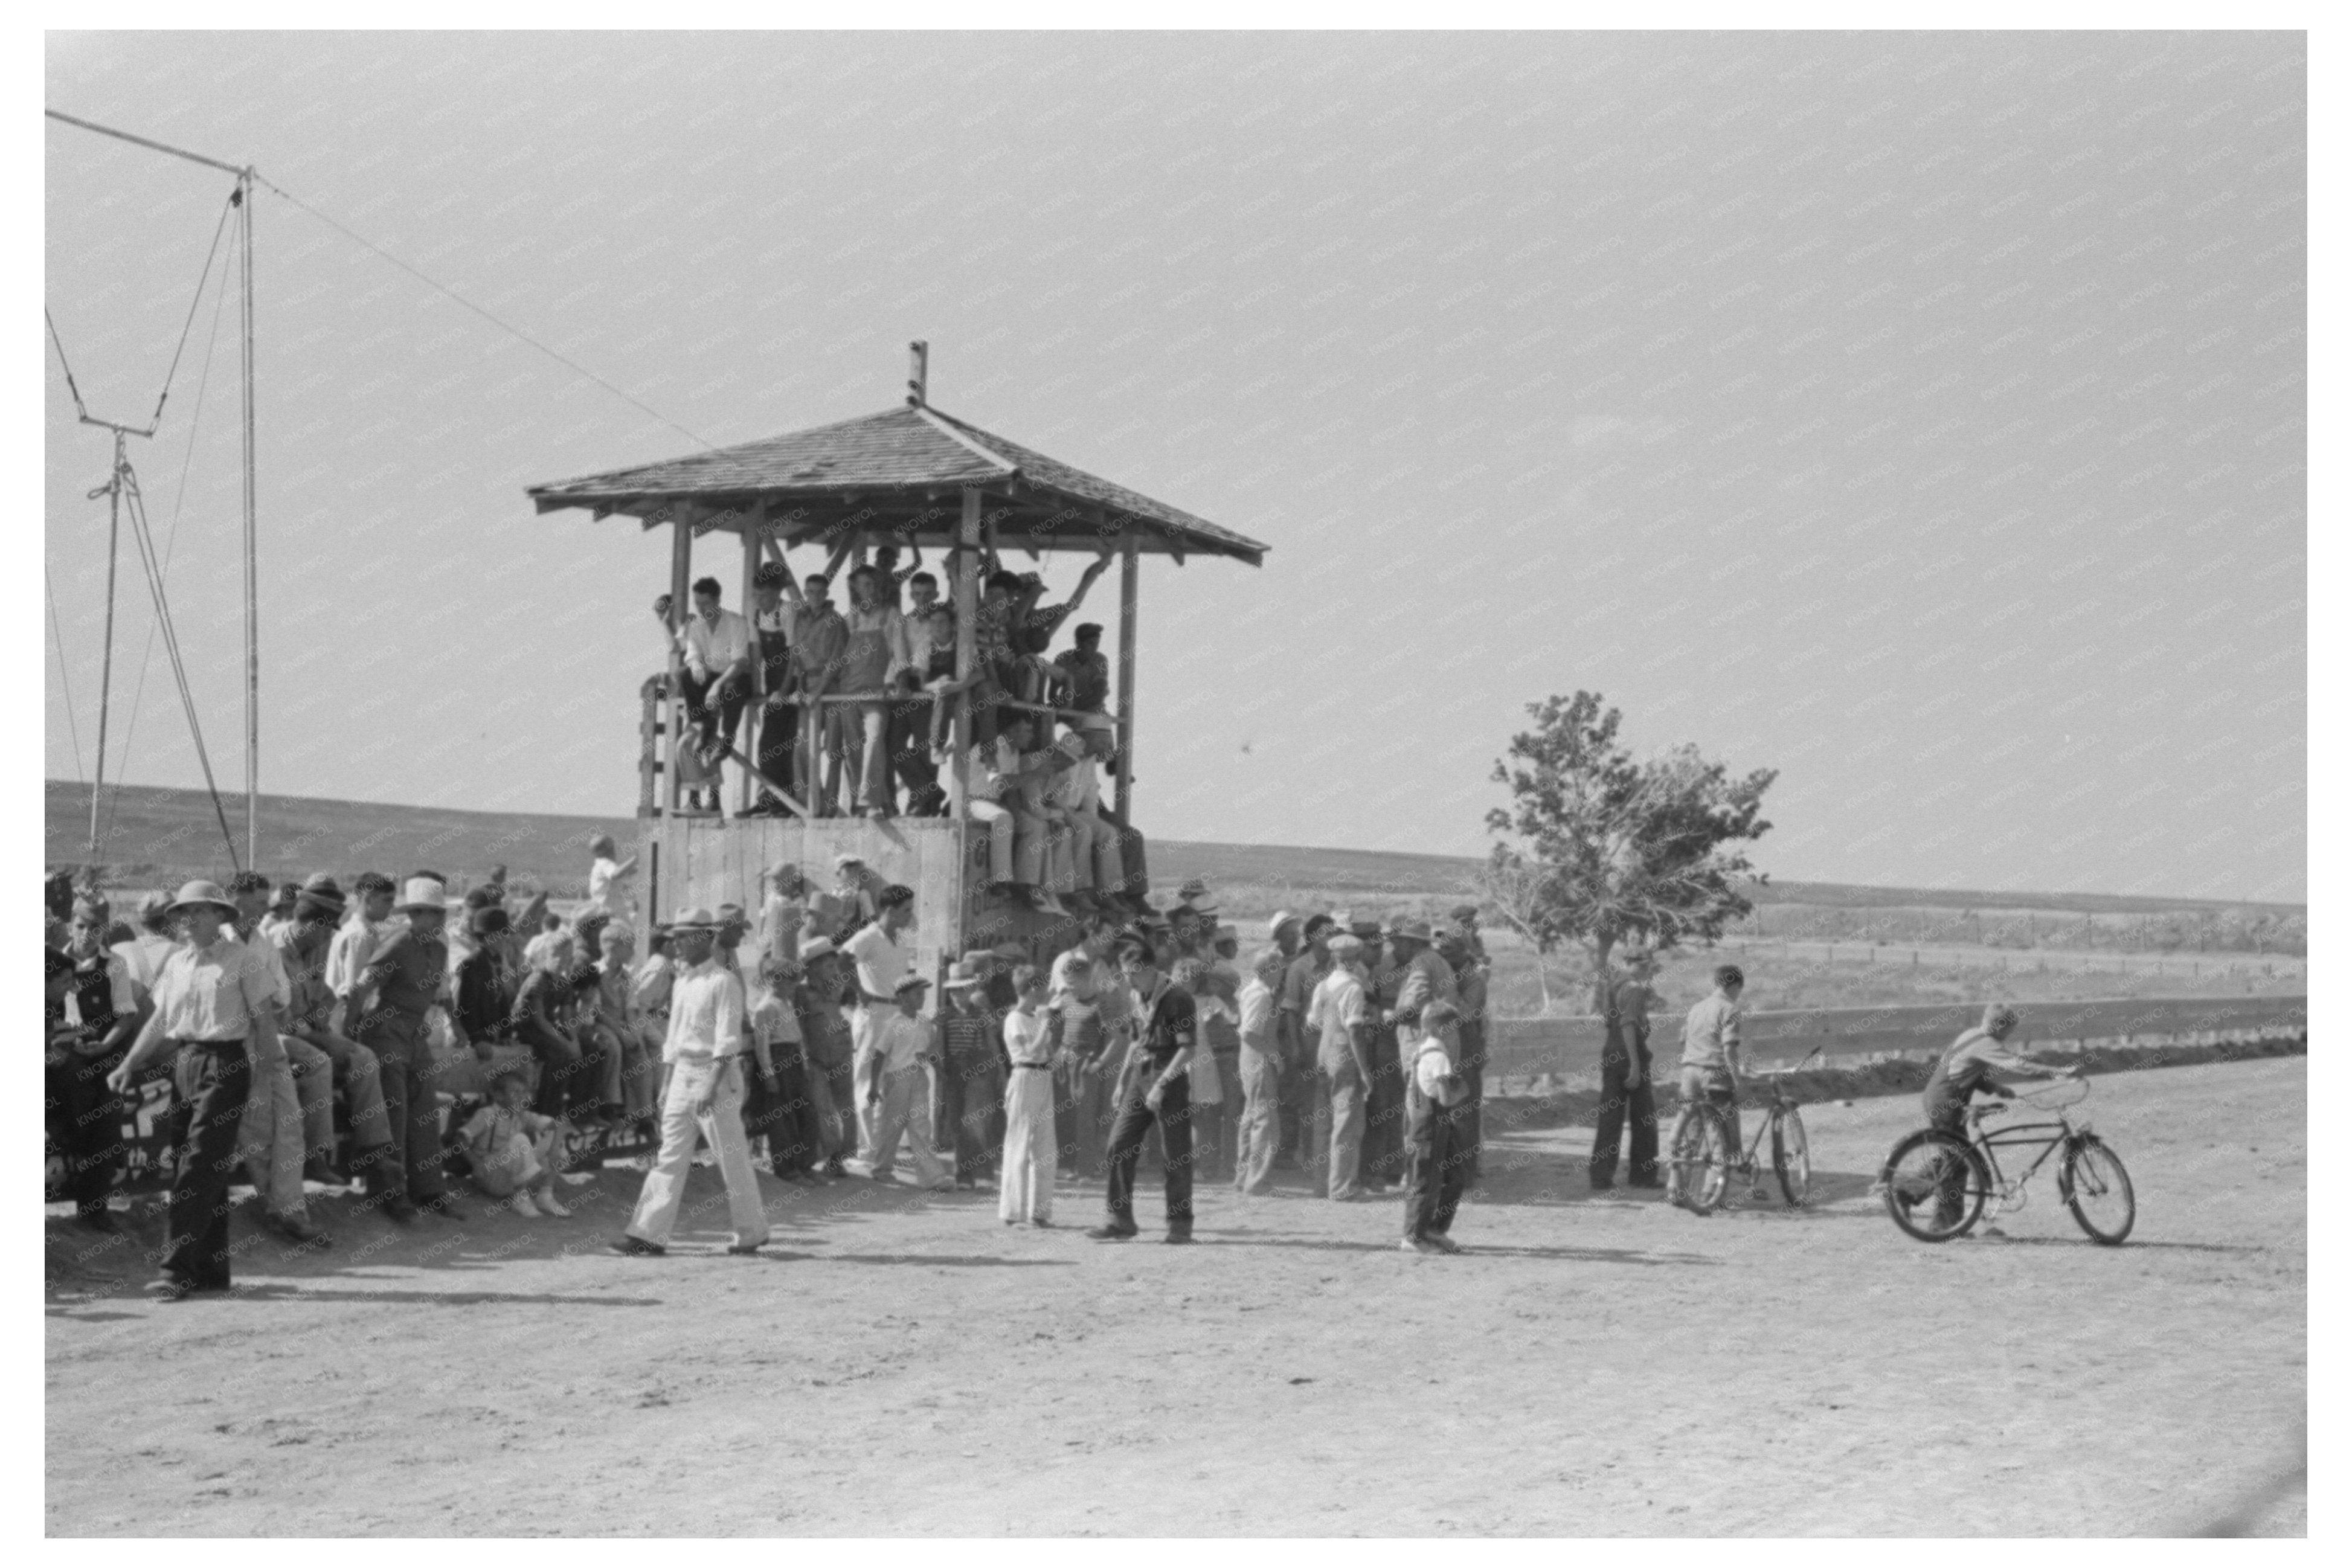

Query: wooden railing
[1484,994,2309,1078]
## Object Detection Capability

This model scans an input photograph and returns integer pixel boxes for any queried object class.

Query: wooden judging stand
[535,343,1270,963]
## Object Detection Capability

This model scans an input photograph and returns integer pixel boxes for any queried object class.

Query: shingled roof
[527,403,1265,566]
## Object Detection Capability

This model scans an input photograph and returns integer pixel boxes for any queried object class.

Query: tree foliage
[1482,691,1777,974]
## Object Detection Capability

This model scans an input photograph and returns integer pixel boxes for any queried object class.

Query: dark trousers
[754,698,799,800]
[1406,1105,1470,1240]
[47,1042,127,1215]
[516,1020,587,1119]
[1364,1039,1408,1188]
[1589,1039,1660,1186]
[1275,1049,1311,1166]
[1457,1024,1487,1181]
[1206,1051,1242,1181]
[806,1055,856,1163]
[743,1056,817,1174]
[888,695,945,816]
[937,1049,1005,1182]
[161,1041,251,1287]
[359,1015,448,1203]
[679,670,748,756]
[1056,1059,1112,1177]
[1104,1064,1192,1231]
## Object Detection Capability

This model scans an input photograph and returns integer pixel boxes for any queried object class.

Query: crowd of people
[655,536,1147,918]
[42,849,1508,1296]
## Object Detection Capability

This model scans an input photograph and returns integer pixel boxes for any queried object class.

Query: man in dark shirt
[1589,949,1663,1190]
[1090,930,1200,1244]
[1049,622,1111,713]
[358,878,464,1220]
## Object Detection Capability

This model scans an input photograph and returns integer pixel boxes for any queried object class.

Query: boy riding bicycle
[1665,965,1746,1211]
[1915,1002,2077,1227]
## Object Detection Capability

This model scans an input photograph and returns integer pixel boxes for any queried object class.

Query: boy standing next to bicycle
[1920,1003,2076,1229]
[1666,964,1747,1212]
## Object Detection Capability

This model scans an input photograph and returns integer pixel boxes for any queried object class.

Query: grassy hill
[47,779,2299,919]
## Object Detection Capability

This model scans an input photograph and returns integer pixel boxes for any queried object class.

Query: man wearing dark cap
[1090,929,1200,1242]
[1050,620,1111,715]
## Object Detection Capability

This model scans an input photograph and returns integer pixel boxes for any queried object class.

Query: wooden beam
[665,515,692,816]
[1115,532,1138,820]
[739,509,762,815]
[950,486,980,824]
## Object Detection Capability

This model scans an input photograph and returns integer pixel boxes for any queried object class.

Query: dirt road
[46,1058,2305,1536]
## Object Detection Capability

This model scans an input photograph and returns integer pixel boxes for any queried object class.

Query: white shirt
[586,855,634,918]
[64,951,138,1027]
[678,606,751,680]
[1415,1039,1465,1105]
[663,957,747,1063]
[1053,753,1103,815]
[843,922,909,1004]
[1681,993,1744,1071]
[326,914,381,1000]
[228,927,294,1011]
[1003,1004,1055,1068]
[867,1009,931,1075]
[1306,965,1372,1067]
[1237,977,1277,1054]
[148,937,278,1042]
[112,934,177,1001]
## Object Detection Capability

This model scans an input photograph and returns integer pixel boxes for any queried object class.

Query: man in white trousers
[998,963,1059,1224]
[608,908,772,1258]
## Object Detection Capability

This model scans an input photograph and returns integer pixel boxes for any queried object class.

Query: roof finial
[907,340,928,408]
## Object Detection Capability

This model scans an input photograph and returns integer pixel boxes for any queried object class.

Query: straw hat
[670,906,719,930]
[393,876,446,915]
[165,879,238,917]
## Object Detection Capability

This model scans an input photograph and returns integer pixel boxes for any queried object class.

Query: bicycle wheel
[1772,1105,1813,1207]
[2059,1136,2136,1245]
[1668,1106,1732,1214]
[1880,1128,1988,1242]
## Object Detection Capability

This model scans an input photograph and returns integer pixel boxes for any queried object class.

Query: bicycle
[1877,1075,2135,1245]
[1664,1046,1820,1213]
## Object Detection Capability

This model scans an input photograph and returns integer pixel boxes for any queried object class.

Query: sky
[42,31,2305,902]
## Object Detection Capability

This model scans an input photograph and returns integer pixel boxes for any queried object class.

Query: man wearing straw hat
[609,907,772,1256]
[355,876,468,1223]
[107,881,290,1299]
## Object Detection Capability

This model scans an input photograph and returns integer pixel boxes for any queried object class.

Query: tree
[1484,691,1777,997]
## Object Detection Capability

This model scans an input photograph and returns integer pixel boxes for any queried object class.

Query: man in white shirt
[841,884,917,1152]
[609,908,771,1257]
[1048,727,1126,905]
[675,574,754,803]
[965,715,1049,890]
[326,872,396,1033]
[1305,933,1378,1203]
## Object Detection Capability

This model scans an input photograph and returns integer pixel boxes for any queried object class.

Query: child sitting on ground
[461,1068,571,1218]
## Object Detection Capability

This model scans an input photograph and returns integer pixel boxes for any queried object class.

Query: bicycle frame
[1968,1080,2090,1209]
[1734,1046,1823,1174]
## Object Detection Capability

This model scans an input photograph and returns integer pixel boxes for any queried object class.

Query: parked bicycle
[1665,1045,1820,1213]
[1878,1075,2135,1244]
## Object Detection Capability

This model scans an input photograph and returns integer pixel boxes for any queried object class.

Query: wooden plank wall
[1486,994,2309,1077]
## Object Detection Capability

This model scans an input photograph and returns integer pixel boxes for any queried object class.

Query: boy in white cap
[609,908,771,1256]
[856,971,951,1190]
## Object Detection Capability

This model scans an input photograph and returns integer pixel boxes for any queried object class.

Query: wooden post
[949,486,980,818]
[739,512,760,815]
[1115,530,1138,820]
[665,511,691,815]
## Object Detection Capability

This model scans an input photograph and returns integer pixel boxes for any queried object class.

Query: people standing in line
[1231,946,1287,1197]
[856,972,953,1190]
[1589,948,1663,1191]
[1305,931,1377,1202]
[938,960,1004,1190]
[998,965,1060,1226]
[609,908,772,1257]
[1090,930,1200,1244]
[51,897,146,1233]
[107,882,292,1299]
[1666,964,1748,1213]
[1402,1001,1473,1256]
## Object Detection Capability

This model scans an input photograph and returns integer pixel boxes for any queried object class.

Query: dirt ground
[46,1057,2305,1537]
